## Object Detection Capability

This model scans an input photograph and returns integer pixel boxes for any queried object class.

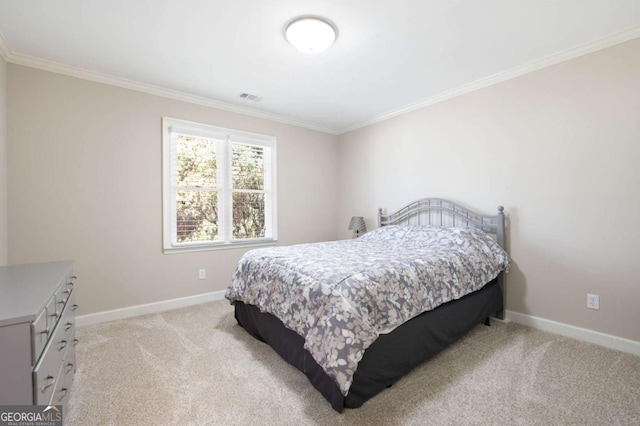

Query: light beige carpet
[67,301,640,425]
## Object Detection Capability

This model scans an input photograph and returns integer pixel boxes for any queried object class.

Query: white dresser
[0,261,77,405]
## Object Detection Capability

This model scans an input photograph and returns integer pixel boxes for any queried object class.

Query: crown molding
[2,23,640,136]
[3,49,340,135]
[0,29,11,61]
[338,24,640,134]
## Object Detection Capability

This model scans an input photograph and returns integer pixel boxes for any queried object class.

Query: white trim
[75,290,226,327]
[0,29,11,61]
[506,310,640,357]
[339,25,640,134]
[163,239,277,254]
[2,24,639,135]
[3,50,337,135]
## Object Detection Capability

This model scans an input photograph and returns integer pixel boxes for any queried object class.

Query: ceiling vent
[239,93,262,102]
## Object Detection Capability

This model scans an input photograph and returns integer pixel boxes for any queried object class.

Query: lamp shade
[348,216,366,234]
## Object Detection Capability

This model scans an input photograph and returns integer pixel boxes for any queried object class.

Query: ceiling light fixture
[285,16,337,54]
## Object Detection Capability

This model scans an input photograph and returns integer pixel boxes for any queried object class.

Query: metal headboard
[377,198,505,249]
[377,198,507,319]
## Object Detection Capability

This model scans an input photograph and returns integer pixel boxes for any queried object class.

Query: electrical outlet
[587,293,599,310]
[199,269,206,280]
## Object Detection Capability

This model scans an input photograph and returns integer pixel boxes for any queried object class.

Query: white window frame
[162,117,277,253]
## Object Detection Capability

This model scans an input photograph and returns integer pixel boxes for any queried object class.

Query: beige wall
[338,38,640,341]
[7,65,339,315]
[0,55,7,266]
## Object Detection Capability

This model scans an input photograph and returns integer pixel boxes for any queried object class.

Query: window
[162,117,277,253]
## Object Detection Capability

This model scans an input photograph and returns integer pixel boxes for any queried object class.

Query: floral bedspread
[225,225,510,396]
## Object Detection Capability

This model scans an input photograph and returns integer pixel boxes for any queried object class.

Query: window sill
[163,239,278,255]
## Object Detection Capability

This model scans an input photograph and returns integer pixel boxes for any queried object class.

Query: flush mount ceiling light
[285,16,337,54]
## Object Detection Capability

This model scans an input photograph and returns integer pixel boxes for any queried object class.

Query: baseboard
[506,310,640,357]
[75,290,227,327]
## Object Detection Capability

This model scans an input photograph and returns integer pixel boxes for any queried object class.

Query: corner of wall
[0,55,8,266]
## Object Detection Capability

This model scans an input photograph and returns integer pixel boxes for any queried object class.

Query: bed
[225,198,509,412]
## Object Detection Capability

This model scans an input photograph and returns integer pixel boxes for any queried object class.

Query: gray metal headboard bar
[377,198,505,249]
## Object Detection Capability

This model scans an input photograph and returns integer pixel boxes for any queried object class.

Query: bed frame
[233,198,507,412]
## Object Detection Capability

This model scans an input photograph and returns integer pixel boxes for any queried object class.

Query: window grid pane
[175,135,217,188]
[231,143,264,190]
[232,192,265,239]
[176,190,219,243]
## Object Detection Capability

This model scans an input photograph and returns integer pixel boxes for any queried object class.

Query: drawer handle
[65,363,74,374]
[72,304,78,311]
[58,340,68,351]
[64,322,73,331]
[40,327,50,335]
[51,311,59,318]
[57,388,68,402]
[63,289,71,295]
[41,375,55,392]
[73,338,79,347]
[58,300,66,305]
[71,275,77,281]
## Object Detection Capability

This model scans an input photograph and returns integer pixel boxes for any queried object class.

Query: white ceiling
[1,1,640,134]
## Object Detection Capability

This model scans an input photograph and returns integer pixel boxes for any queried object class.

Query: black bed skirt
[233,279,503,412]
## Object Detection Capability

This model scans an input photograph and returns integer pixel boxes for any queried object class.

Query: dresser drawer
[66,274,77,294]
[50,363,70,406]
[33,308,74,404]
[59,290,76,335]
[61,330,77,403]
[31,295,57,364]
[31,307,49,364]
[65,327,77,377]
[65,288,77,318]
[50,326,76,406]
[33,350,61,404]
[54,281,72,312]
[47,290,63,330]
